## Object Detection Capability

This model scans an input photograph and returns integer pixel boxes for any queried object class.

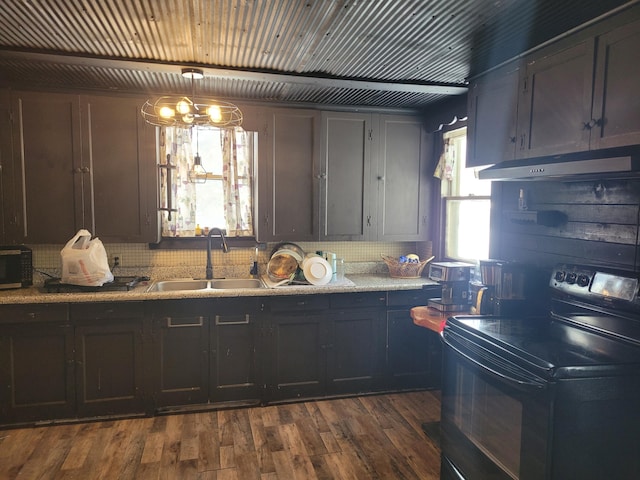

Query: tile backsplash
[31,241,433,282]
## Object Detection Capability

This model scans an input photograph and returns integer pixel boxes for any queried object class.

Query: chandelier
[141,68,243,128]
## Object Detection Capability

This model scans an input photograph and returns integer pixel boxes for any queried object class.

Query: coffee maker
[427,261,475,313]
[473,260,546,315]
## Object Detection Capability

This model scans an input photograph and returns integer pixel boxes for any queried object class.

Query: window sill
[149,236,259,250]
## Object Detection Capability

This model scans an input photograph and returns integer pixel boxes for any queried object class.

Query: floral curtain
[222,128,254,236]
[159,127,196,236]
[160,126,254,237]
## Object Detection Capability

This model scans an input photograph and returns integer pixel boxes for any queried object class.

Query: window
[437,127,492,262]
[159,126,256,237]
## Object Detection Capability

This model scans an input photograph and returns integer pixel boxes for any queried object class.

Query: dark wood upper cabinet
[12,92,84,243]
[591,18,640,150]
[10,91,158,244]
[466,63,520,167]
[467,12,640,166]
[86,95,158,242]
[517,40,595,158]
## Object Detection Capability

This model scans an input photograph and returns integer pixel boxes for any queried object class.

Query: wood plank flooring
[0,390,441,480]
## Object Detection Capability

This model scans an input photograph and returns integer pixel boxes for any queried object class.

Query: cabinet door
[376,115,429,241]
[326,307,385,395]
[320,112,373,240]
[266,313,327,402]
[86,95,158,242]
[517,41,595,158]
[0,319,75,425]
[210,300,261,404]
[467,64,520,167]
[591,19,640,150]
[0,89,15,243]
[12,91,85,243]
[75,319,145,416]
[386,309,437,390]
[255,109,319,242]
[152,301,210,408]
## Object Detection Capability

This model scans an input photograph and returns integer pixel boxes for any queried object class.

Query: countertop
[0,274,440,305]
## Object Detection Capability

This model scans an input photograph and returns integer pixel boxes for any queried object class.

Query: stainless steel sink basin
[146,279,210,292]
[146,278,264,292]
[210,278,263,289]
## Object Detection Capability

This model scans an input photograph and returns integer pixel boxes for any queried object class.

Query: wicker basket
[381,254,431,279]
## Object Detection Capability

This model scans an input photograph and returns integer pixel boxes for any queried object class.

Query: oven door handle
[445,335,547,391]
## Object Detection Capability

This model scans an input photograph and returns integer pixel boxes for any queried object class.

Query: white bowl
[303,256,332,285]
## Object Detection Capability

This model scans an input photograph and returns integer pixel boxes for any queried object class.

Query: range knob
[566,272,577,284]
[577,274,590,287]
[554,271,566,282]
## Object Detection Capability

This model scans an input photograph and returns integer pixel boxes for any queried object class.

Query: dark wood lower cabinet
[267,312,327,401]
[151,299,210,408]
[0,321,76,424]
[151,298,263,410]
[266,292,387,402]
[211,298,262,403]
[386,287,442,390]
[71,303,146,417]
[0,288,442,426]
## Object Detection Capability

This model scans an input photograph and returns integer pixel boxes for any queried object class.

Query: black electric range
[440,264,640,480]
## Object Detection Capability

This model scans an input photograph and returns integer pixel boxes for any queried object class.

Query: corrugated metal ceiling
[0,0,635,109]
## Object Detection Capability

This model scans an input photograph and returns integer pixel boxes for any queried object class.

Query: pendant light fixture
[141,68,243,128]
[188,127,208,184]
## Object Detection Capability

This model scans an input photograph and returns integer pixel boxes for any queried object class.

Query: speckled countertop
[0,274,440,305]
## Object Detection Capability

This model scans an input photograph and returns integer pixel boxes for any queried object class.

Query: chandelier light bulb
[207,105,222,123]
[159,106,175,118]
[176,99,191,115]
[182,114,194,124]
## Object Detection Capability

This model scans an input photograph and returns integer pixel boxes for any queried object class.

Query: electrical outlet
[111,253,123,268]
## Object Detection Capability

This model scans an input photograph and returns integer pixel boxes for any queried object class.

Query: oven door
[441,329,552,480]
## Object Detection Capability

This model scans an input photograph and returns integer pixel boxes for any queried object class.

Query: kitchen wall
[490,178,640,272]
[30,240,432,282]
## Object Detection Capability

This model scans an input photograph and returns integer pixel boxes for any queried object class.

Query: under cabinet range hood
[478,151,640,181]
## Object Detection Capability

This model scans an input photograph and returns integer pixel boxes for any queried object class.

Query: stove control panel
[551,264,639,302]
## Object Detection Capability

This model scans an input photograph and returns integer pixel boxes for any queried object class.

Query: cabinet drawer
[215,297,263,314]
[269,295,330,312]
[70,302,144,320]
[387,287,441,307]
[0,303,68,323]
[330,292,386,309]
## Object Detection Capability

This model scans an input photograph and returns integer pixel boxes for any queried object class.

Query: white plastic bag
[61,229,114,286]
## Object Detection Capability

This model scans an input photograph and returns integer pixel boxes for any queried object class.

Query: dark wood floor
[0,390,441,480]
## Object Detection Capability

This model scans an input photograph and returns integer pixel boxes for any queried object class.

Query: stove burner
[43,276,149,293]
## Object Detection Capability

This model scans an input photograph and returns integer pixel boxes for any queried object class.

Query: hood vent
[478,152,640,181]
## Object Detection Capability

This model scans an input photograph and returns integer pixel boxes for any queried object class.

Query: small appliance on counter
[427,261,474,313]
[0,245,33,289]
[473,259,547,315]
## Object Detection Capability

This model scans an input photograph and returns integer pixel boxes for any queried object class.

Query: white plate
[303,256,332,285]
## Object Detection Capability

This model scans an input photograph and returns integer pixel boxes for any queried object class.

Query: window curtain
[159,127,197,236]
[221,128,254,237]
[160,126,254,237]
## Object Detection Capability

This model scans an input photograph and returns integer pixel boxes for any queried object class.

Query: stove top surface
[446,313,640,377]
[43,276,149,293]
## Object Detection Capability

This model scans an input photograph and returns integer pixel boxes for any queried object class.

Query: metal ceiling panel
[0,0,635,108]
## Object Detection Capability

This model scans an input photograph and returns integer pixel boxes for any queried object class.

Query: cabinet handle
[166,316,204,327]
[316,173,327,180]
[509,136,517,144]
[215,314,250,325]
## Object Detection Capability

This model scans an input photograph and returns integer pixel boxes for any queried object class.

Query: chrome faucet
[206,228,229,280]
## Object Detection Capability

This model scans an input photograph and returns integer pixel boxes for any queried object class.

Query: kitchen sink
[146,278,264,292]
[146,279,210,292]
[210,278,263,289]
